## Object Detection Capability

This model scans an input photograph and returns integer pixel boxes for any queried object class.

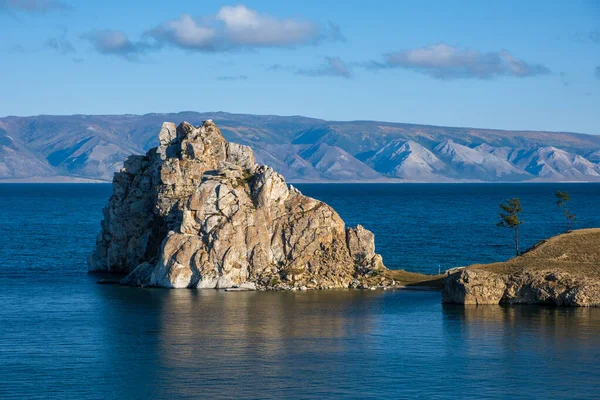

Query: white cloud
[82,30,153,61]
[88,30,133,53]
[216,5,319,47]
[147,5,342,51]
[150,14,216,50]
[370,43,550,79]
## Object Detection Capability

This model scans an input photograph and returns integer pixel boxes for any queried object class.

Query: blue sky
[1,0,599,134]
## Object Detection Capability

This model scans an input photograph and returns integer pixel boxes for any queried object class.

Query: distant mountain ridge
[1,111,599,182]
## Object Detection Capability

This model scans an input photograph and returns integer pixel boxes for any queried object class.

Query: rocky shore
[88,120,405,290]
[443,229,600,307]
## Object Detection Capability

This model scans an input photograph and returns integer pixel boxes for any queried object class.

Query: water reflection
[4,280,600,400]
[443,303,600,335]
[441,304,600,398]
[92,287,600,399]
[96,287,385,399]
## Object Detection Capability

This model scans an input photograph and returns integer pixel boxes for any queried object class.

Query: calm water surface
[1,183,599,399]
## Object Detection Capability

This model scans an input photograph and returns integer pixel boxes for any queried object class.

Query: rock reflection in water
[97,287,383,399]
[4,278,600,400]
[157,290,377,352]
[444,303,600,338]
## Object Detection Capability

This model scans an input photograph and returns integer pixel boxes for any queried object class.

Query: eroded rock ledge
[443,229,600,307]
[443,269,600,307]
[88,120,386,289]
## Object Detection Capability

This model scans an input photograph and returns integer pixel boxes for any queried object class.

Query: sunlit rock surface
[89,120,385,289]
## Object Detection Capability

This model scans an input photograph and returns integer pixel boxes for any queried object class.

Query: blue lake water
[1,183,600,399]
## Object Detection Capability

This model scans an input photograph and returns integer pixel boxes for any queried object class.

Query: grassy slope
[383,270,446,289]
[467,228,600,279]
[382,228,600,290]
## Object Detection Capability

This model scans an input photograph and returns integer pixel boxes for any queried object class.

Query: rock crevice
[89,120,386,289]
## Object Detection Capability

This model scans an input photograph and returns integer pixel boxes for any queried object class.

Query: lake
[1,183,599,399]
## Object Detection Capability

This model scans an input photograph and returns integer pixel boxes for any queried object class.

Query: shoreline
[90,269,445,291]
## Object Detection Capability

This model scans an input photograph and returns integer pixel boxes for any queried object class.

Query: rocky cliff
[88,120,386,289]
[443,229,600,307]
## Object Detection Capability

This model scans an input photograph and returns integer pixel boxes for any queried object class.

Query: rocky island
[88,120,399,290]
[87,119,598,303]
[443,229,600,307]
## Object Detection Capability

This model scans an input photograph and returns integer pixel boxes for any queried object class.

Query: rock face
[443,229,600,307]
[88,120,386,289]
[443,269,600,307]
[442,269,507,305]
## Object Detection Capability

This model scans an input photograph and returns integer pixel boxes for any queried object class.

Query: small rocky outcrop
[444,269,600,307]
[503,271,600,306]
[443,229,600,307]
[88,120,386,289]
[442,269,506,305]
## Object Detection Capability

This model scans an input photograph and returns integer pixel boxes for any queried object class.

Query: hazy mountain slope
[253,142,383,181]
[433,140,532,181]
[587,149,600,163]
[477,145,600,181]
[1,112,599,182]
[252,144,321,181]
[513,147,600,180]
[0,130,55,178]
[366,140,445,180]
[293,120,600,157]
[298,143,382,180]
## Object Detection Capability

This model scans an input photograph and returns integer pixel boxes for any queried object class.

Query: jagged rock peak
[88,120,387,290]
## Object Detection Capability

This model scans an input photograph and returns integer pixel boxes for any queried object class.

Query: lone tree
[496,198,524,257]
[555,190,576,232]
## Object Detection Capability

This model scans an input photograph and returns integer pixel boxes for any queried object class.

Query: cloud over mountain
[369,43,550,80]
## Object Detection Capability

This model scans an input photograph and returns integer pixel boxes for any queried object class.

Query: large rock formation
[88,120,385,289]
[443,229,600,307]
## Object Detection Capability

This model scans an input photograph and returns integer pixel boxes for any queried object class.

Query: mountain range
[1,112,599,182]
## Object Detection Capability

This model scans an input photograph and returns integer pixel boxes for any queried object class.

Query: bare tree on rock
[496,198,524,257]
[555,190,576,232]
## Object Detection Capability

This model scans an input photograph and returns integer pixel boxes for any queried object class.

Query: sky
[1,0,599,134]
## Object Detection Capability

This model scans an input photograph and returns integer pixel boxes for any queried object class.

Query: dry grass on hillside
[469,228,600,279]
[383,269,445,289]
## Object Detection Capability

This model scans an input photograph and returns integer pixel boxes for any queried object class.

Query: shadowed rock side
[443,229,600,307]
[88,120,386,289]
